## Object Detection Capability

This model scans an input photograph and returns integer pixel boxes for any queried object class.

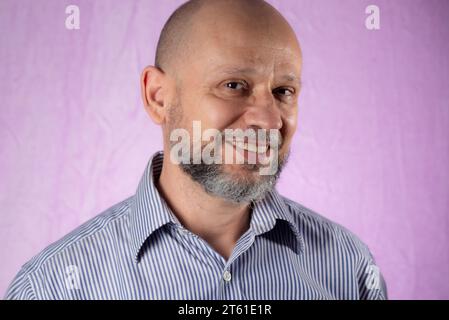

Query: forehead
[176,2,303,82]
[185,11,302,75]
[195,42,302,81]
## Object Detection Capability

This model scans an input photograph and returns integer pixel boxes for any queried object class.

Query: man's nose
[242,89,283,130]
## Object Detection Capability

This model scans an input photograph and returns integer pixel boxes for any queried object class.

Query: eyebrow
[216,66,302,88]
[281,73,302,89]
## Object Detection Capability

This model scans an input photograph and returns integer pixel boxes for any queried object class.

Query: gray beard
[178,149,290,204]
[166,99,289,204]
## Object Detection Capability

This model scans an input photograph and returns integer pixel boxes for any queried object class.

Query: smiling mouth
[225,139,269,154]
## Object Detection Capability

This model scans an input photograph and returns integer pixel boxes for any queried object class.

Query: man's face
[165,8,302,203]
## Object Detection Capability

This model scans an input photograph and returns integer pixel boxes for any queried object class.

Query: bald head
[154,0,202,72]
[142,0,303,204]
[154,0,301,75]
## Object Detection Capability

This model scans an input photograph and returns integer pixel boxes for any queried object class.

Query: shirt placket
[173,223,256,300]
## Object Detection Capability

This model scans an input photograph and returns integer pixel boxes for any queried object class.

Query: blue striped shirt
[4,151,387,300]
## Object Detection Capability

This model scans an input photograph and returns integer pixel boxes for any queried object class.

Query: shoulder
[4,197,133,300]
[280,194,388,299]
[280,195,373,259]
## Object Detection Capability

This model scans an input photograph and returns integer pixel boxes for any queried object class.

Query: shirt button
[223,270,232,282]
[178,227,189,236]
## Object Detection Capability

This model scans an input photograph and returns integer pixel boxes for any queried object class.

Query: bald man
[5,0,387,300]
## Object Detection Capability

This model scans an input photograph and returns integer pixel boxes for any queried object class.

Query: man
[5,0,387,299]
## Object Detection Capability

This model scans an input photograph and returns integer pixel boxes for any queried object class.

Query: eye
[273,87,295,97]
[224,81,247,91]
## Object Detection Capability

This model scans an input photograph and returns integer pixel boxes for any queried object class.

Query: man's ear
[141,66,166,124]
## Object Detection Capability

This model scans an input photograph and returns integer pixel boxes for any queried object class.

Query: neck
[156,153,251,261]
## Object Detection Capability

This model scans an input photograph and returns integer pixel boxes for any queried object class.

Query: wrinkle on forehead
[201,43,302,77]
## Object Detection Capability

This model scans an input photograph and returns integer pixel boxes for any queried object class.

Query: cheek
[193,95,243,130]
[280,110,298,142]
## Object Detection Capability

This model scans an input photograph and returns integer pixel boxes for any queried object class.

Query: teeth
[244,143,259,153]
[228,140,268,153]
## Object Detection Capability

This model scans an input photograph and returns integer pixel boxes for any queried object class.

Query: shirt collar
[129,151,304,263]
[250,188,305,254]
[129,151,177,263]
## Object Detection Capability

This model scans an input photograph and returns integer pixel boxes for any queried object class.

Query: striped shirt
[4,151,387,300]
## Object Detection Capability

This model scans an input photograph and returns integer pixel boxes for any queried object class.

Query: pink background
[1,0,448,299]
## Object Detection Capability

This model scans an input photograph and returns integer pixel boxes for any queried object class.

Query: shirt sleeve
[3,267,37,300]
[357,249,388,300]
